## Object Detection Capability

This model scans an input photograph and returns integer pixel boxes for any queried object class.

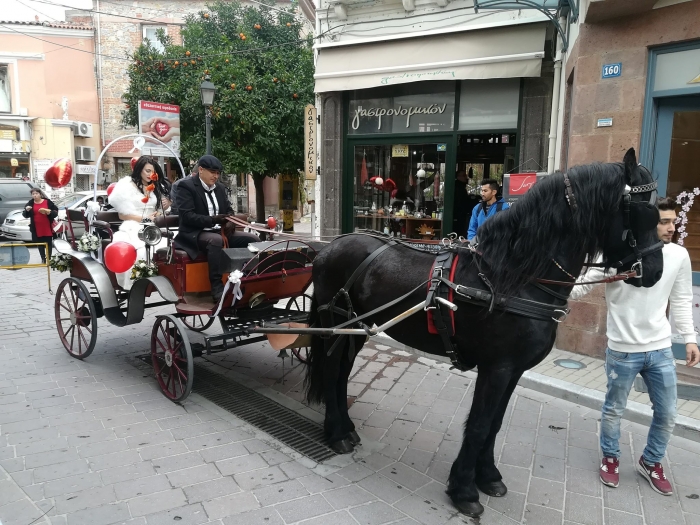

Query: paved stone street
[2,251,700,525]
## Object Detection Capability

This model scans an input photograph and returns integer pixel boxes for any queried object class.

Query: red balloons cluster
[44,158,73,189]
[104,242,137,274]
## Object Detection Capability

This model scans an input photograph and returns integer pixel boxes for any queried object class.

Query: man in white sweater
[571,197,699,495]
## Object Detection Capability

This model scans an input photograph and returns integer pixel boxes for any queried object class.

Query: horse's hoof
[331,438,354,454]
[452,498,484,517]
[478,480,508,497]
[348,430,361,445]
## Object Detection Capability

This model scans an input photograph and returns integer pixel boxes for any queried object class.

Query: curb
[373,334,700,444]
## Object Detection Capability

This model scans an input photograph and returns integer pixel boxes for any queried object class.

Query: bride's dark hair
[130,156,169,194]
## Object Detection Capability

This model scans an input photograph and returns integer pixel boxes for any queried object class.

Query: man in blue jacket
[467,178,509,240]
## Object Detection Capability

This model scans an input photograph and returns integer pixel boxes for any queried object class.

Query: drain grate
[191,365,337,463]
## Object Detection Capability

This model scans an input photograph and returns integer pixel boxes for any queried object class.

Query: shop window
[348,82,455,135]
[458,79,520,131]
[0,65,11,113]
[353,143,446,241]
[143,26,167,52]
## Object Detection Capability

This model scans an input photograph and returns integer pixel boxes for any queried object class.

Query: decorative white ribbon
[129,137,146,153]
[211,270,244,318]
[83,200,103,262]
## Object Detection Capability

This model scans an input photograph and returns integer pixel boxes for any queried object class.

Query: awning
[315,23,547,93]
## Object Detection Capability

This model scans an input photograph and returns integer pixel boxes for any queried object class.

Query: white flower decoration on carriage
[84,200,101,225]
[77,232,101,253]
[130,259,158,281]
[49,253,72,272]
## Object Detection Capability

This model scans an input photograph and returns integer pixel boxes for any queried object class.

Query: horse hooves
[331,438,354,454]
[478,480,508,497]
[348,431,361,445]
[452,498,484,517]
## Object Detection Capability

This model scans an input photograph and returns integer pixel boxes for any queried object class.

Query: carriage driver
[173,155,259,302]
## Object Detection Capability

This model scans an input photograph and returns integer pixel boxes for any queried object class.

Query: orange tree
[122,1,314,221]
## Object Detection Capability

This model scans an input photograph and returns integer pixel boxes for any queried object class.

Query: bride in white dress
[108,157,171,290]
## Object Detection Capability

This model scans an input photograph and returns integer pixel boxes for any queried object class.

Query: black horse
[304,149,664,517]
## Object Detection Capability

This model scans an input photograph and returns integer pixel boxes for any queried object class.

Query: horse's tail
[304,293,326,405]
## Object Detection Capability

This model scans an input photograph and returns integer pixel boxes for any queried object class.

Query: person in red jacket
[22,187,58,263]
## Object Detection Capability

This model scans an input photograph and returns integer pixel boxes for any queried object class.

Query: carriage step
[191,365,338,463]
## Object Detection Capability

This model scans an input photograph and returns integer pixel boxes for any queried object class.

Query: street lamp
[200,75,216,155]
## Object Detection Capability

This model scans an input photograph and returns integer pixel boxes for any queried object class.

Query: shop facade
[315,21,557,238]
[556,0,700,358]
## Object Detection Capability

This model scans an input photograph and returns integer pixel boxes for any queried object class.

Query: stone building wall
[556,1,700,358]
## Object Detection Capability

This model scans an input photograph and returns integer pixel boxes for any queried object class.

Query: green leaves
[123,0,313,178]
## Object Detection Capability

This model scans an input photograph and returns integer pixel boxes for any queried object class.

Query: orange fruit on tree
[147,86,152,91]
[230,83,236,89]
[185,50,191,56]
[225,58,229,63]
[273,78,278,83]
[174,60,179,66]
[286,22,291,27]
[292,93,298,99]
[254,23,261,30]
[191,60,196,65]
[203,12,209,18]
[246,85,252,91]
[205,69,210,74]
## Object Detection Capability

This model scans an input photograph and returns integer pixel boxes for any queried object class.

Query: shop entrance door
[652,96,700,274]
[350,142,450,241]
[454,132,517,237]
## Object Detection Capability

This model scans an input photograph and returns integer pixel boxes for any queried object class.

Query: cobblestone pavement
[2,252,700,525]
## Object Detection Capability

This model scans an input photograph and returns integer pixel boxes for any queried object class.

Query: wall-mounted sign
[502,172,547,204]
[597,117,613,127]
[0,130,17,140]
[602,63,622,79]
[437,144,447,152]
[76,164,97,175]
[304,104,317,180]
[10,158,18,167]
[392,144,409,157]
[352,104,448,131]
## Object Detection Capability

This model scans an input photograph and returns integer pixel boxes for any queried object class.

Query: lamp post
[199,75,216,155]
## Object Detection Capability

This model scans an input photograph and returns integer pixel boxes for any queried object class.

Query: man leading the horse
[572,196,700,495]
[174,155,259,302]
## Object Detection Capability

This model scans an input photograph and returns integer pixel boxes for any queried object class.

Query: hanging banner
[138,101,181,158]
[304,104,317,180]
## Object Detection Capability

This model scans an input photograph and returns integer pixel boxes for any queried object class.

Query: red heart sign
[155,122,170,137]
[44,158,73,189]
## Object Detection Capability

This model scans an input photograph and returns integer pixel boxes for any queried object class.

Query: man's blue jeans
[601,348,677,464]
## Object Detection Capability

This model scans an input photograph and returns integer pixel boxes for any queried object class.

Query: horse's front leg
[338,336,365,446]
[447,367,514,517]
[475,370,523,497]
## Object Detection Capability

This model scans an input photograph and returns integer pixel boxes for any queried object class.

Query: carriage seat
[154,246,208,264]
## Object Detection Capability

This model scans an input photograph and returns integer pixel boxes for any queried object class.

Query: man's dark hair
[657,197,677,211]
[481,179,499,192]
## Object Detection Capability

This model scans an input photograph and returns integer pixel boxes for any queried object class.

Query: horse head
[601,148,663,288]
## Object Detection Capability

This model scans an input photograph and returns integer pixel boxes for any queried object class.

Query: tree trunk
[252,173,267,240]
[252,173,266,223]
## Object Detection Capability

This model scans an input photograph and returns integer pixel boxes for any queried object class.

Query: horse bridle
[561,171,664,280]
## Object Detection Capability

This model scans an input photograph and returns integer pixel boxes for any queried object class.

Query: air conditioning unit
[75,146,96,162]
[74,121,93,138]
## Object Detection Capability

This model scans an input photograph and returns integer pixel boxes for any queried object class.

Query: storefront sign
[502,172,547,204]
[437,144,446,152]
[304,105,317,181]
[0,130,17,140]
[391,145,409,157]
[602,63,622,79]
[352,103,447,131]
[77,164,96,175]
[597,118,613,127]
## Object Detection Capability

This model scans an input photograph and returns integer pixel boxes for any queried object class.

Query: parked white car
[0,190,109,242]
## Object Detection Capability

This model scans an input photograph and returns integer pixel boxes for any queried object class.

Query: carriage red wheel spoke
[156,338,168,354]
[56,279,97,360]
[78,329,89,353]
[151,315,192,403]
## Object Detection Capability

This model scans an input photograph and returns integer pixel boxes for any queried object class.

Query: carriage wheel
[151,315,194,403]
[55,277,97,359]
[180,314,216,333]
[286,294,312,364]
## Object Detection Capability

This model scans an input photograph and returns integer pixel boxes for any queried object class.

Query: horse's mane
[477,162,627,295]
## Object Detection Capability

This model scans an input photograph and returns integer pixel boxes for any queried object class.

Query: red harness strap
[427,254,459,335]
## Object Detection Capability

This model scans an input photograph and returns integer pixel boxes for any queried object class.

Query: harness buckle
[552,309,570,323]
[631,260,643,278]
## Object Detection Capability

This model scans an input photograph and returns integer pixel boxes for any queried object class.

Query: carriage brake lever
[435,297,458,311]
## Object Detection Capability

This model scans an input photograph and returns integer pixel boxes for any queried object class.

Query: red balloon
[44,158,73,189]
[106,182,117,196]
[104,242,137,274]
[267,216,277,229]
[130,157,139,171]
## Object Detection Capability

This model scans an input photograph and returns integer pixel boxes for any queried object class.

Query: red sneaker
[637,456,673,495]
[599,456,619,488]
